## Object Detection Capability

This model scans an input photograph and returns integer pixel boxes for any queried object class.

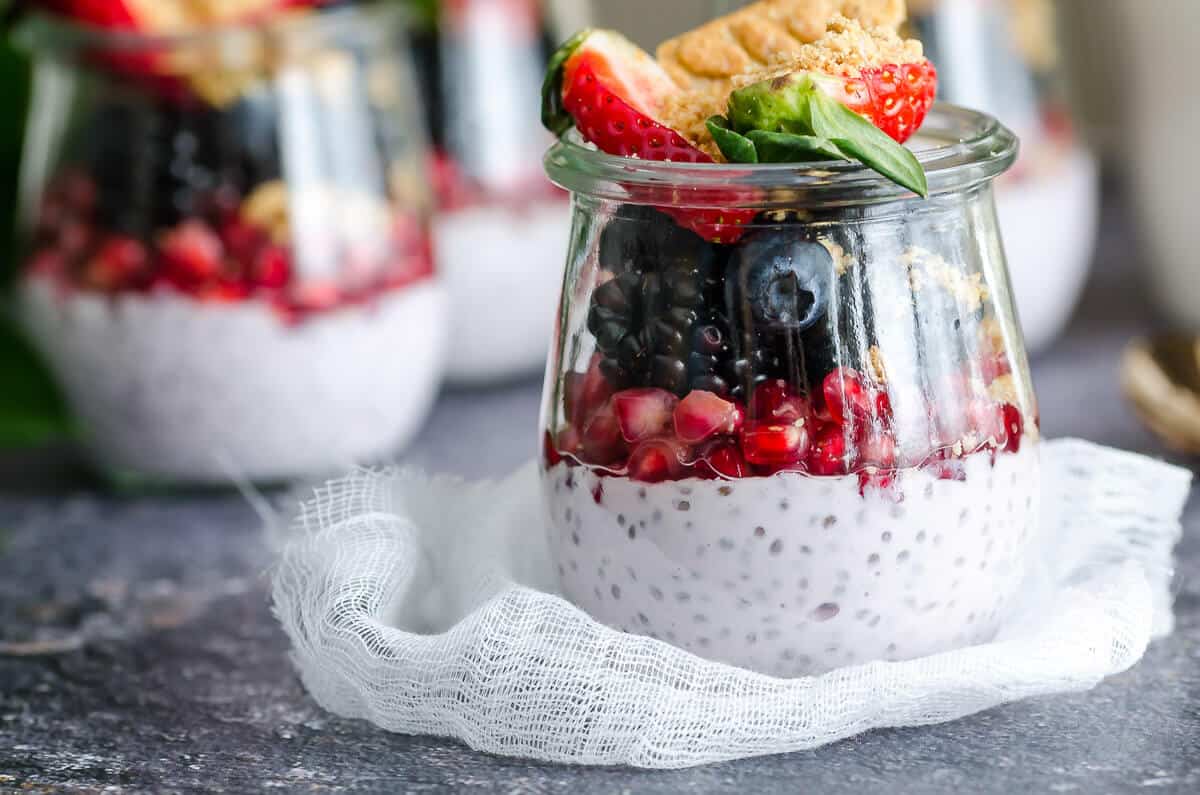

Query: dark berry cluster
[587,205,839,401]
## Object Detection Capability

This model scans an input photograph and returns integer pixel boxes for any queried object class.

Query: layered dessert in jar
[538,0,1040,676]
[414,0,570,383]
[13,2,446,483]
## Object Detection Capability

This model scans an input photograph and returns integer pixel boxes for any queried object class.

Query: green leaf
[541,29,591,137]
[727,73,817,136]
[744,130,844,163]
[725,71,929,197]
[0,312,73,448]
[706,116,757,163]
[806,88,929,197]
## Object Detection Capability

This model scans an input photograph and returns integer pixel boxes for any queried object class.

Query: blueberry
[726,232,833,332]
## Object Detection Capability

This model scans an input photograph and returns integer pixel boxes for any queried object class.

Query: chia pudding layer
[544,443,1040,676]
[20,274,447,483]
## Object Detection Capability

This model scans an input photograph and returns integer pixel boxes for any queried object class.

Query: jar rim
[544,103,1019,207]
[11,1,408,57]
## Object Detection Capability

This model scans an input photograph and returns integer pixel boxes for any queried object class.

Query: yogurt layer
[544,444,1040,676]
[21,275,447,483]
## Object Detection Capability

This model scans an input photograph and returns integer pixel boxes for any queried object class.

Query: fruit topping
[725,231,832,332]
[741,420,810,468]
[627,439,688,483]
[807,423,851,476]
[674,390,744,444]
[613,388,679,443]
[822,367,875,427]
[580,400,627,466]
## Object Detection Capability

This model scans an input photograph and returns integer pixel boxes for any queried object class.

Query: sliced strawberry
[674,390,744,444]
[817,60,938,145]
[544,30,756,243]
[740,420,810,468]
[612,387,678,443]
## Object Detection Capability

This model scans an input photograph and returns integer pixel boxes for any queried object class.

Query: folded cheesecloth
[269,439,1190,769]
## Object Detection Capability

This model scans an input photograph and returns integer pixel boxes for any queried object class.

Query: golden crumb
[657,0,907,93]
[657,16,922,159]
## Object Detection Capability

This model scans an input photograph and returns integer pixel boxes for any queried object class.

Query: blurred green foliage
[0,9,72,448]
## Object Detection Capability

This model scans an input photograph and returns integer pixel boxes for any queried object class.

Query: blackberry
[589,206,788,400]
[85,97,259,237]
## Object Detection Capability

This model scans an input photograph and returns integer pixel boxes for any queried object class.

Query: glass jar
[539,106,1039,676]
[413,0,570,384]
[12,4,446,484]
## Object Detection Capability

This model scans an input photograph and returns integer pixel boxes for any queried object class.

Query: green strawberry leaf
[541,29,591,137]
[727,73,817,137]
[806,88,929,197]
[706,116,758,163]
[744,130,844,163]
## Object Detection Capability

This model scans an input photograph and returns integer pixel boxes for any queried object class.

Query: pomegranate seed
[808,424,851,476]
[220,217,267,264]
[823,367,874,427]
[750,379,810,423]
[565,355,614,430]
[543,430,563,467]
[859,429,897,469]
[613,388,679,443]
[58,219,94,259]
[674,390,744,443]
[1001,403,1024,453]
[858,470,897,495]
[581,400,627,466]
[627,440,685,483]
[557,426,582,458]
[27,249,65,277]
[291,281,342,313]
[965,398,1004,447]
[160,219,225,288]
[82,236,149,291]
[741,420,810,467]
[704,442,749,478]
[252,245,292,289]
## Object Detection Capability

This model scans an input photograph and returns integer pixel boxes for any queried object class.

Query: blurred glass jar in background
[12,3,447,484]
[411,0,570,384]
[907,0,1098,353]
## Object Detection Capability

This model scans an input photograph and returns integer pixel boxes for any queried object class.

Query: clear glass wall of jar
[540,105,1038,676]
[12,4,446,485]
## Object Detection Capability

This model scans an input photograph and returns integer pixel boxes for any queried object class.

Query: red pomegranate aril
[706,443,748,478]
[808,424,850,476]
[965,398,1004,446]
[543,430,563,467]
[82,236,148,291]
[252,245,292,289]
[161,219,225,287]
[613,387,678,443]
[823,367,874,426]
[565,355,614,430]
[674,390,744,443]
[557,425,583,458]
[581,401,627,466]
[859,429,897,469]
[221,217,267,264]
[1001,403,1024,453]
[750,379,810,423]
[627,440,685,483]
[741,420,810,467]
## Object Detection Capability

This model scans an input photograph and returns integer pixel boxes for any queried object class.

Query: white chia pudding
[544,445,1040,676]
[20,275,447,483]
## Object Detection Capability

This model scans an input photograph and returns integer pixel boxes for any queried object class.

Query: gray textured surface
[2,200,1199,793]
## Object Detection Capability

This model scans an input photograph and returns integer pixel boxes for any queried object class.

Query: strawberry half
[815,60,938,145]
[542,30,756,243]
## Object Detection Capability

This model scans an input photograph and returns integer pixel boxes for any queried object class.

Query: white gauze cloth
[271,439,1191,769]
